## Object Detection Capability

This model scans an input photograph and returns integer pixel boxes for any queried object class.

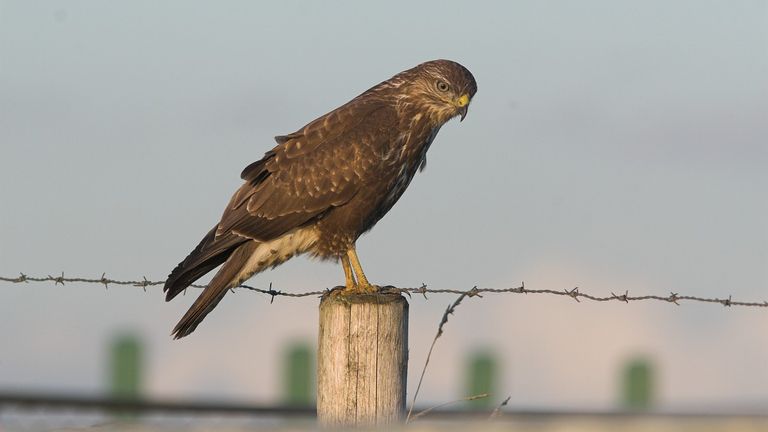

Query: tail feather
[171,241,260,339]
[164,226,245,301]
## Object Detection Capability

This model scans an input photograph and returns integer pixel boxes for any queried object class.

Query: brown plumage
[165,59,477,338]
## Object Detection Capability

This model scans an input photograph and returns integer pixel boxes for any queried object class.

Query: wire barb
[611,290,629,303]
[417,283,429,299]
[51,272,65,286]
[100,273,109,290]
[517,281,526,294]
[565,287,580,302]
[667,292,680,305]
[466,285,482,298]
[258,282,281,304]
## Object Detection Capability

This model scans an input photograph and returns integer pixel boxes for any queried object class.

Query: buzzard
[165,59,477,338]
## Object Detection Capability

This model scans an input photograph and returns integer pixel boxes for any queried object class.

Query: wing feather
[214,95,397,242]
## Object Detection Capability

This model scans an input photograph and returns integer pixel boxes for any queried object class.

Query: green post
[110,333,143,419]
[283,342,313,405]
[466,351,497,409]
[111,334,142,399]
[622,357,654,410]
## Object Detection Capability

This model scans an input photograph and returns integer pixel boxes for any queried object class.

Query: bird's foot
[376,285,402,296]
[323,283,403,303]
[324,285,347,298]
[336,282,380,296]
[355,282,380,294]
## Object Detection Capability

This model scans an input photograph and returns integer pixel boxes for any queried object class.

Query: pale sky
[1,0,767,411]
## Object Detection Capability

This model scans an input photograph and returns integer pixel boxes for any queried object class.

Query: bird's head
[395,59,478,125]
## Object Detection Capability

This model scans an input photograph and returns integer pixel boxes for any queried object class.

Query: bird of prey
[164,59,477,339]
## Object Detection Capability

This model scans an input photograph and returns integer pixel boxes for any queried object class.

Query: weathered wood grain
[317,292,409,427]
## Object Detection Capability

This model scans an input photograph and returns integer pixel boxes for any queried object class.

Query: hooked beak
[456,94,470,122]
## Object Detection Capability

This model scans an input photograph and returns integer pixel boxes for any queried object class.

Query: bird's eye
[436,80,450,92]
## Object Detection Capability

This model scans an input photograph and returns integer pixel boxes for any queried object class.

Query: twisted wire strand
[1,273,766,307]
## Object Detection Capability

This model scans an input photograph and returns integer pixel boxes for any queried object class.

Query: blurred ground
[3,411,768,432]
[42,418,768,432]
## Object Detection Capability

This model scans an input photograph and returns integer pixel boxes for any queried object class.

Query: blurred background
[1,0,767,430]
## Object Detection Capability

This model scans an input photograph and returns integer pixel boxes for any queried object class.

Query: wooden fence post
[317,292,408,427]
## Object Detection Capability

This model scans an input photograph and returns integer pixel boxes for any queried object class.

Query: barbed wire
[1,272,766,308]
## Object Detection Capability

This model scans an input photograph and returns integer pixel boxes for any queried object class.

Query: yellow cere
[456,94,469,107]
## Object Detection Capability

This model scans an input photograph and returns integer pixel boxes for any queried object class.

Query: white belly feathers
[232,227,320,286]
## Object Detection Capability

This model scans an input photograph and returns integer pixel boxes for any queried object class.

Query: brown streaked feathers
[164,59,477,338]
